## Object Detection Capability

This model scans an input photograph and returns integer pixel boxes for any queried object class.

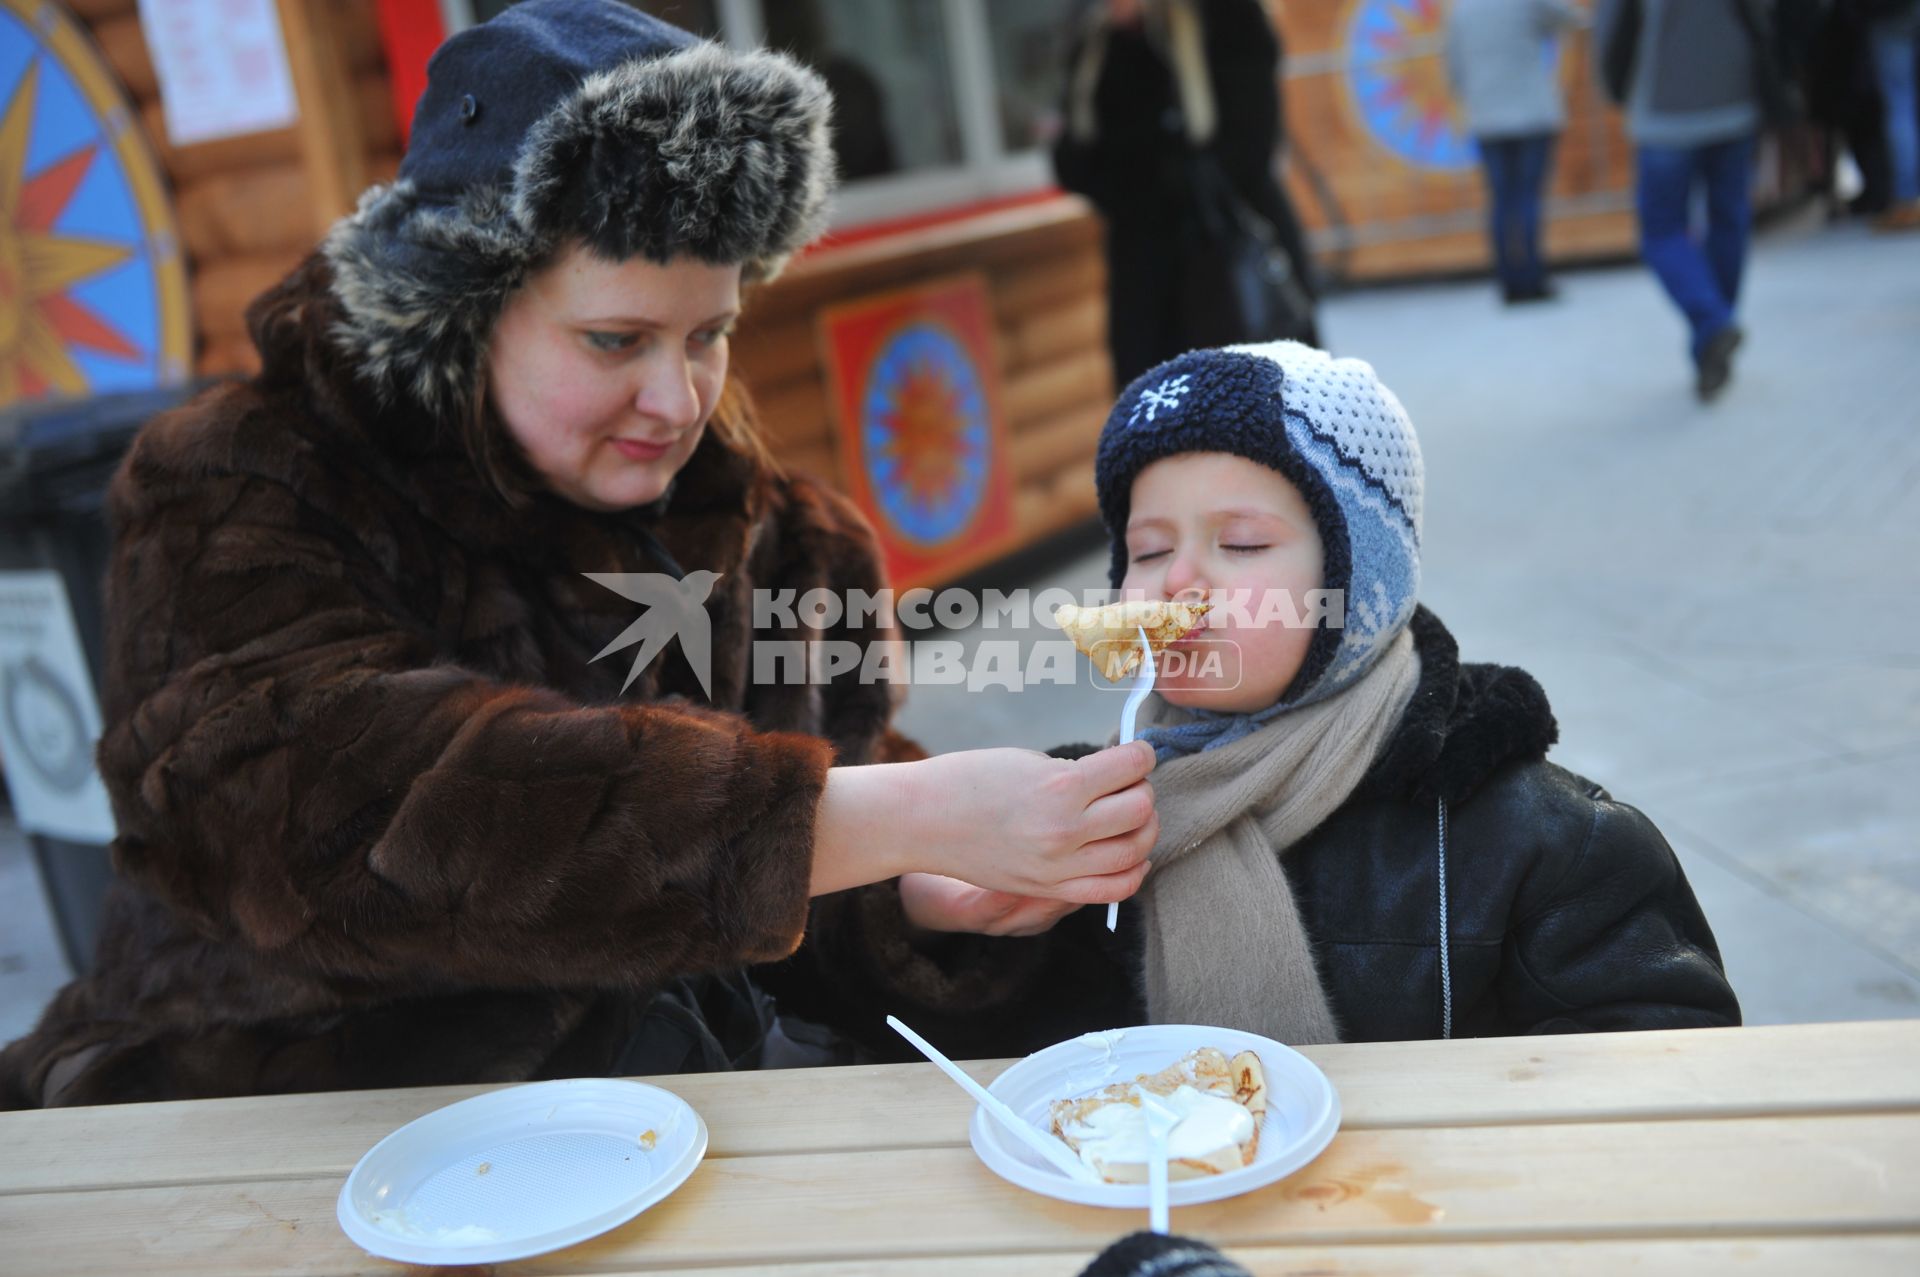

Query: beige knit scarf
[1131,629,1421,1044]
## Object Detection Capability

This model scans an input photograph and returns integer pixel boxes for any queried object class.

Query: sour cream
[1062,1084,1255,1172]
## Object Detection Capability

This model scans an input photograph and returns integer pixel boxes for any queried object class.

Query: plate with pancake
[969,1024,1339,1208]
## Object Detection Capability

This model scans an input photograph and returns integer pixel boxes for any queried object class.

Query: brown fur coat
[0,256,908,1107]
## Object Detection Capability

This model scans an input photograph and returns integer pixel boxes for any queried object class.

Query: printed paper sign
[139,0,299,146]
[0,571,116,844]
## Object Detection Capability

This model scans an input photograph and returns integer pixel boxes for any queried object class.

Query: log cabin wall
[732,198,1110,578]
[67,0,400,379]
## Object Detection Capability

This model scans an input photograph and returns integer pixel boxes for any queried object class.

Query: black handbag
[1175,148,1318,349]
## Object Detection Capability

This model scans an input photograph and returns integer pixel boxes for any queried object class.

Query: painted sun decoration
[0,0,190,406]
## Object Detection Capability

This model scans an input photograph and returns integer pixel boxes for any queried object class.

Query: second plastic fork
[1108,625,1155,931]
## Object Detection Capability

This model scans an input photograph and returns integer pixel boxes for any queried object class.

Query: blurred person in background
[1446,0,1589,304]
[1864,0,1920,228]
[1597,0,1788,402]
[1808,0,1896,218]
[763,0,899,180]
[1053,0,1319,384]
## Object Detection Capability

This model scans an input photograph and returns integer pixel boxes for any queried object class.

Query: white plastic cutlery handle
[1109,626,1155,932]
[1139,1091,1181,1234]
[885,1016,1102,1184]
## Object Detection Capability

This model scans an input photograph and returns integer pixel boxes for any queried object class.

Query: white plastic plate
[337,1077,707,1265]
[969,1024,1340,1208]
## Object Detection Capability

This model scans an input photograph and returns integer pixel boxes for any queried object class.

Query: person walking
[1597,0,1787,402]
[1809,0,1897,219]
[1865,0,1920,228]
[1446,0,1588,304]
[1053,0,1319,385]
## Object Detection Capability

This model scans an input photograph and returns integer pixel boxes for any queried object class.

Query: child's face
[1122,452,1325,712]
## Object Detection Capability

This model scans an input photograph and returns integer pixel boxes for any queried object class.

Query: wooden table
[4,1021,1918,1275]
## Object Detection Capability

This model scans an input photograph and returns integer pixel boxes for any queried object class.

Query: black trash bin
[0,383,201,975]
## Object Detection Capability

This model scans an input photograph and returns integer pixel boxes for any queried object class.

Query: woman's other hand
[813,741,1159,900]
[898,872,1085,937]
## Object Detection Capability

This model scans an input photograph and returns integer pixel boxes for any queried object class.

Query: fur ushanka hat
[323,0,835,418]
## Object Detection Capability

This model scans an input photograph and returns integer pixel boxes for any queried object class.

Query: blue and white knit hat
[1094,341,1424,710]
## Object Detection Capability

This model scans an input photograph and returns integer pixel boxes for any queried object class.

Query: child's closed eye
[1222,544,1270,554]
[1130,549,1171,563]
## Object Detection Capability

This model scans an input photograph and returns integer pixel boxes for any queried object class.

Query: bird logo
[584,570,723,698]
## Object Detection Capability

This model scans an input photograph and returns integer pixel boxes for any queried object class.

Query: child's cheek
[1118,562,1160,600]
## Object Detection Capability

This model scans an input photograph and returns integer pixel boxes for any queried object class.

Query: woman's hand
[812,741,1159,900]
[898,873,1087,937]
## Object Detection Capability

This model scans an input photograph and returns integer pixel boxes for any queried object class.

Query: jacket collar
[1356,606,1559,807]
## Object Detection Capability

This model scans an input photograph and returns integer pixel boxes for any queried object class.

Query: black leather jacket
[766,609,1741,1060]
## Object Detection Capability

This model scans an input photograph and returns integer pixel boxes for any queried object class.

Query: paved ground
[3,215,1916,1046]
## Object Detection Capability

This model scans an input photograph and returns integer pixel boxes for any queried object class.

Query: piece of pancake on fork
[1053,599,1212,681]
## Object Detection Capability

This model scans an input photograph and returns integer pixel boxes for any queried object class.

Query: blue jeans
[1871,26,1919,204]
[1635,136,1755,360]
[1478,133,1556,292]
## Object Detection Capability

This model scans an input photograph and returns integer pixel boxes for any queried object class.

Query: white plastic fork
[1108,625,1155,931]
[1137,1089,1182,1234]
[885,1015,1103,1185]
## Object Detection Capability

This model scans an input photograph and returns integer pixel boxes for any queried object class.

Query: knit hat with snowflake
[1093,341,1424,710]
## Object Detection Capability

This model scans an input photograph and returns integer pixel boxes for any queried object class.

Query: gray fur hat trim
[323,40,834,418]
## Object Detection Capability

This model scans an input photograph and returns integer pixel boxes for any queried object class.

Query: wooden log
[753,376,834,451]
[91,15,156,102]
[175,164,315,261]
[355,70,401,155]
[1003,293,1105,373]
[276,0,369,231]
[991,252,1105,328]
[195,335,260,380]
[1015,461,1100,542]
[336,0,387,72]
[1001,347,1110,433]
[1008,403,1103,486]
[773,440,841,487]
[65,0,137,20]
[732,319,821,389]
[754,199,1101,321]
[190,252,306,340]
[140,99,301,183]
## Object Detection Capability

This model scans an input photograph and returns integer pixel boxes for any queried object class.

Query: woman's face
[487,243,742,512]
[1122,452,1326,713]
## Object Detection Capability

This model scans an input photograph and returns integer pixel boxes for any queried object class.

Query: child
[768,342,1738,1056]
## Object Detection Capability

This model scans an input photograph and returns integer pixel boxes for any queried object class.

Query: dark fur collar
[1357,607,1560,806]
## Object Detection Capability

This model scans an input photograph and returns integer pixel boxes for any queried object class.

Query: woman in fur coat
[0,0,1159,1108]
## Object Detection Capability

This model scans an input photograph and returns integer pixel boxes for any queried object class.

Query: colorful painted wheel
[858,321,992,550]
[1345,0,1475,173]
[0,0,191,405]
